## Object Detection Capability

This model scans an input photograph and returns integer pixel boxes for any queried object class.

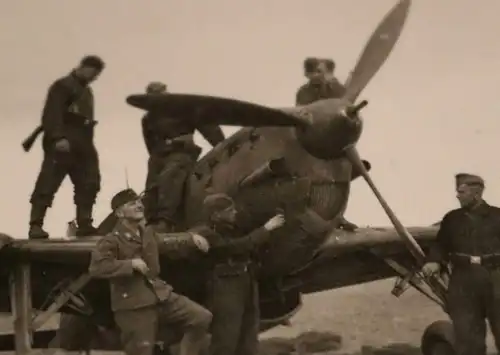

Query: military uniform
[194,193,274,355]
[428,174,500,355]
[29,64,102,239]
[141,82,225,231]
[89,189,212,355]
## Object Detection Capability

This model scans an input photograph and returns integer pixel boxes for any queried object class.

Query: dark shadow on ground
[258,331,423,355]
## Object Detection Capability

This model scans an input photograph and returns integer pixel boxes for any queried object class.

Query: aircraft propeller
[328,0,428,262]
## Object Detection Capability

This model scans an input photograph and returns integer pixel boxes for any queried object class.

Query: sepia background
[1,1,500,353]
[1,0,498,239]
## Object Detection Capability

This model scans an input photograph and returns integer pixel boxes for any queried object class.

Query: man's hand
[131,258,149,275]
[422,262,440,276]
[191,233,210,253]
[264,214,286,231]
[54,138,70,152]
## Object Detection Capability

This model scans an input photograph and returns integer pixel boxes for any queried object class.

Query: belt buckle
[470,255,481,265]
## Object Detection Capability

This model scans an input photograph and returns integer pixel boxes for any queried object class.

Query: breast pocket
[116,237,143,260]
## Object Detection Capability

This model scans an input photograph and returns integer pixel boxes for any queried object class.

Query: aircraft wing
[0,232,203,268]
[292,225,441,299]
[318,225,438,257]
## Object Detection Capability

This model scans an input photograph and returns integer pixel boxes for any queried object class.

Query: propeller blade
[126,93,309,128]
[343,0,412,103]
[344,145,426,264]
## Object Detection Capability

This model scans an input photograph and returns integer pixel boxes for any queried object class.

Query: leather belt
[451,253,500,269]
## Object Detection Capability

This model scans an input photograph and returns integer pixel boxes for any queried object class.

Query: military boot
[28,204,49,239]
[75,205,99,237]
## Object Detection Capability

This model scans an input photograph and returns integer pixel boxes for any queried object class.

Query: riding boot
[28,203,49,239]
[75,205,99,237]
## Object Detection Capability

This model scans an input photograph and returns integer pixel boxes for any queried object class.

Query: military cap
[455,173,485,188]
[111,189,139,211]
[202,193,234,217]
[146,81,167,94]
[80,55,105,71]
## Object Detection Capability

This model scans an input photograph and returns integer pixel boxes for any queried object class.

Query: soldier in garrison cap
[423,173,500,355]
[25,55,106,239]
[294,57,358,232]
[140,82,226,233]
[89,189,212,355]
[190,193,285,355]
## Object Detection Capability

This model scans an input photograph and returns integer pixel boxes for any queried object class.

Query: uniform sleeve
[87,88,95,121]
[295,86,310,106]
[206,227,271,258]
[427,213,452,263]
[328,78,346,98]
[141,114,155,155]
[197,124,225,147]
[88,235,134,278]
[41,82,71,141]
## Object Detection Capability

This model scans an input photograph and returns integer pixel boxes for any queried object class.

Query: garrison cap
[455,173,485,188]
[80,55,105,71]
[202,193,234,218]
[111,189,140,211]
[146,81,167,94]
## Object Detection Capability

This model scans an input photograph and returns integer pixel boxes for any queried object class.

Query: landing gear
[421,320,455,355]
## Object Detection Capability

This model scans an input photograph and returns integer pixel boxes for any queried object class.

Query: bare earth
[0,279,496,354]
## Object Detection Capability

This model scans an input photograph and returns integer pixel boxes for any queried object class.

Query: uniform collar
[113,219,143,241]
[462,200,490,216]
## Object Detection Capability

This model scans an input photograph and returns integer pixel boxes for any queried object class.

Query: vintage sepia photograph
[1,0,499,354]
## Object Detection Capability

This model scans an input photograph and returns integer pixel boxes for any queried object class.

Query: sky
[1,0,499,238]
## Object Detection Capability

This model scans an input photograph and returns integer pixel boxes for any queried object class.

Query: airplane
[0,0,456,355]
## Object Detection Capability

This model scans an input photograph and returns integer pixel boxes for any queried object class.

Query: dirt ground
[0,279,496,354]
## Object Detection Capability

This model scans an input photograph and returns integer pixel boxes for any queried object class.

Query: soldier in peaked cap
[89,188,212,355]
[423,173,500,355]
[140,82,225,233]
[190,193,285,355]
[27,55,106,239]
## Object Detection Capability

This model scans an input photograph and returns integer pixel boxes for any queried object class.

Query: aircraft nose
[295,104,364,160]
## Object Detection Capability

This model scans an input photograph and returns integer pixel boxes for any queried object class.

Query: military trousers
[30,144,101,208]
[207,269,260,355]
[143,151,195,226]
[448,266,500,355]
[114,292,212,355]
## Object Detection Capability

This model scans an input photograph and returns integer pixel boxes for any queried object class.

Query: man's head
[455,173,485,207]
[146,81,167,94]
[74,55,105,83]
[203,193,238,224]
[304,57,335,84]
[111,189,144,221]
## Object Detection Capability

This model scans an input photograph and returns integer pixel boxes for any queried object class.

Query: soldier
[295,57,346,106]
[141,82,225,232]
[27,55,105,239]
[295,57,358,232]
[193,193,285,355]
[423,173,500,355]
[88,188,212,355]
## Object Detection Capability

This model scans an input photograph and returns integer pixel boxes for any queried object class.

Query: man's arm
[88,235,134,279]
[205,227,271,258]
[41,81,71,141]
[141,115,155,155]
[295,86,310,106]
[427,213,451,263]
[197,124,225,147]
